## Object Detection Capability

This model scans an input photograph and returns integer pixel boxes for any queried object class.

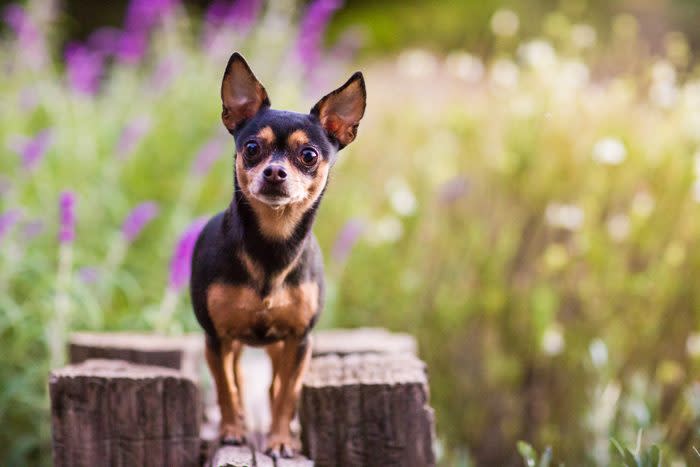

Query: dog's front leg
[205,337,247,444]
[266,335,312,458]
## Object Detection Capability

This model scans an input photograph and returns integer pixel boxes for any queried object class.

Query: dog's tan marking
[287,129,310,147]
[256,126,275,145]
[266,336,312,453]
[238,250,264,287]
[205,338,246,440]
[206,282,319,340]
[235,155,330,240]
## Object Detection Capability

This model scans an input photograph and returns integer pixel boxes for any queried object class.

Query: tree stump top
[70,332,202,352]
[303,353,427,387]
[312,327,417,357]
[50,358,194,381]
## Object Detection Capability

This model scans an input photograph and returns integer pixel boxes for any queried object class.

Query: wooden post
[299,353,436,467]
[69,332,203,380]
[50,359,201,467]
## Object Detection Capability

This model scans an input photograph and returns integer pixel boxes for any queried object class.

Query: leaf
[517,441,537,467]
[538,446,552,467]
[610,438,638,467]
[647,445,660,467]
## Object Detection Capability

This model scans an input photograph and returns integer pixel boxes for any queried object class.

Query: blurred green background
[2,0,700,465]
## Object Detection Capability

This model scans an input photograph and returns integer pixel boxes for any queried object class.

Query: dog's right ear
[221,53,270,133]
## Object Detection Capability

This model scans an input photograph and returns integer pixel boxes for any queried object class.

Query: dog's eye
[299,148,318,167]
[243,141,260,159]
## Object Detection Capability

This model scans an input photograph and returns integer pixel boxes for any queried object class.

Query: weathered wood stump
[69,332,203,380]
[299,353,436,467]
[312,327,417,357]
[50,359,201,467]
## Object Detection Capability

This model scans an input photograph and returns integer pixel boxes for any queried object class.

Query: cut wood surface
[69,332,203,380]
[300,353,436,467]
[50,359,201,467]
[312,327,417,356]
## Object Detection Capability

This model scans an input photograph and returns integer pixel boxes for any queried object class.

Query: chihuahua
[190,53,366,458]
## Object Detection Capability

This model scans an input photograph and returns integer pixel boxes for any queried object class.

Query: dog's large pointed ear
[221,53,270,133]
[310,72,366,149]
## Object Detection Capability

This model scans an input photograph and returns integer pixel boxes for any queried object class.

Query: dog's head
[221,53,365,211]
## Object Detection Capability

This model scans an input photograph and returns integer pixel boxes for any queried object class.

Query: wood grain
[50,359,201,467]
[299,353,435,467]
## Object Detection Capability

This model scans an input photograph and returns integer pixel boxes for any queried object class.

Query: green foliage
[518,441,554,467]
[3,1,700,466]
[609,434,661,467]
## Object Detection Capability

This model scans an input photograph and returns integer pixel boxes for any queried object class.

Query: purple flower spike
[58,191,76,244]
[0,209,22,243]
[169,218,207,291]
[10,129,53,171]
[331,218,365,263]
[23,219,44,239]
[116,116,151,160]
[3,4,38,43]
[121,201,159,242]
[78,266,101,284]
[296,0,343,73]
[88,27,122,56]
[65,42,104,95]
[205,0,262,31]
[191,137,226,176]
[437,176,471,203]
[116,30,148,64]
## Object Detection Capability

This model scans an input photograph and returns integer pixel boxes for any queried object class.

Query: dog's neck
[227,179,321,275]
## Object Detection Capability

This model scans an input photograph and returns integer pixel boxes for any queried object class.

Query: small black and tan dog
[190,53,365,458]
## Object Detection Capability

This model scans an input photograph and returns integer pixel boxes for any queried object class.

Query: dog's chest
[206,282,318,344]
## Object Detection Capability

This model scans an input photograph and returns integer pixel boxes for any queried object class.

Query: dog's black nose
[262,165,287,183]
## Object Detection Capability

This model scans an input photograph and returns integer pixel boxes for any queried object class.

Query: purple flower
[3,4,38,43]
[116,117,151,160]
[23,219,44,239]
[121,201,159,242]
[58,191,76,244]
[169,218,207,291]
[8,129,53,171]
[77,266,101,284]
[0,209,22,243]
[124,0,177,32]
[437,176,470,203]
[296,0,343,73]
[191,137,226,176]
[116,30,148,64]
[205,0,262,30]
[331,218,365,263]
[65,42,105,95]
[87,27,122,56]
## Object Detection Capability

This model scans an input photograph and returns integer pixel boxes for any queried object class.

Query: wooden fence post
[299,353,436,467]
[50,359,201,467]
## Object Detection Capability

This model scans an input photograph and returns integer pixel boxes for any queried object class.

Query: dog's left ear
[311,72,366,149]
[221,53,270,133]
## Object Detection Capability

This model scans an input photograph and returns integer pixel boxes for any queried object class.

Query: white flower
[385,178,417,216]
[445,51,484,83]
[631,191,655,217]
[560,60,590,89]
[518,39,557,70]
[592,137,627,165]
[490,59,519,89]
[545,202,584,231]
[368,216,403,245]
[650,81,678,108]
[397,49,438,79]
[651,60,676,84]
[687,334,700,357]
[692,180,700,203]
[571,23,597,49]
[589,339,608,368]
[542,325,565,356]
[607,214,630,242]
[490,9,519,37]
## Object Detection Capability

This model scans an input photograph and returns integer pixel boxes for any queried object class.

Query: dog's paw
[265,433,298,459]
[219,422,247,446]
